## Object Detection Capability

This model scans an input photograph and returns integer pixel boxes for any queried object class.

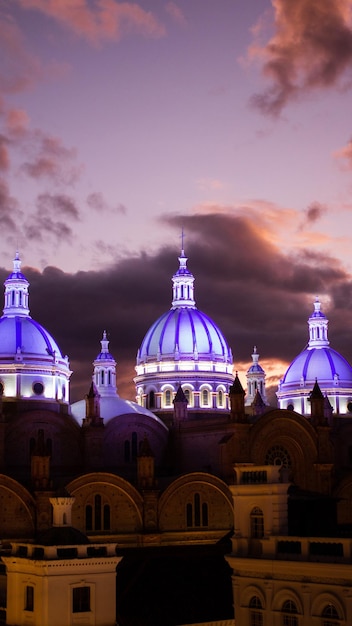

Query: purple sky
[1,0,352,403]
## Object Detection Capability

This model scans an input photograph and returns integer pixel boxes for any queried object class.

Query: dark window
[124,440,130,462]
[322,603,340,626]
[186,494,208,528]
[249,596,263,626]
[148,391,155,408]
[165,389,172,406]
[25,586,34,611]
[86,497,110,532]
[251,507,264,538]
[132,432,138,460]
[94,494,101,530]
[282,600,298,626]
[72,587,90,613]
[33,382,44,395]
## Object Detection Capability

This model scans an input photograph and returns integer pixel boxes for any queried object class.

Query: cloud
[21,132,82,185]
[3,211,351,403]
[0,135,10,170]
[299,202,328,229]
[24,193,80,243]
[87,192,127,215]
[16,0,166,45]
[196,178,224,192]
[248,0,352,115]
[0,178,22,231]
[165,2,187,27]
[0,13,43,94]
[333,137,352,169]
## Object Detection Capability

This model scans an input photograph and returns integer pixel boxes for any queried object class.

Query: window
[201,388,210,406]
[265,444,291,469]
[249,596,263,626]
[322,603,340,626]
[147,390,155,408]
[25,585,34,611]
[85,495,110,532]
[186,493,208,527]
[183,389,190,403]
[282,600,298,626]
[72,587,90,613]
[218,389,224,407]
[165,389,172,406]
[250,507,264,538]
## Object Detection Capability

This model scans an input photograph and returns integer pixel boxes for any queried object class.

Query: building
[1,251,352,625]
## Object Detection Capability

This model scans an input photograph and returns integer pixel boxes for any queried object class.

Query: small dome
[277,298,352,415]
[71,394,168,428]
[281,347,352,388]
[0,254,70,402]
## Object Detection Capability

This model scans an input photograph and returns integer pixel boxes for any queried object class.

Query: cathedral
[1,248,352,625]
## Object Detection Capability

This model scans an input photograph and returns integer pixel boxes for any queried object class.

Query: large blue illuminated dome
[277,298,352,415]
[134,248,234,414]
[0,253,71,403]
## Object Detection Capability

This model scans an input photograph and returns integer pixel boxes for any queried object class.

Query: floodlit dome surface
[138,307,232,364]
[71,395,168,428]
[281,346,352,388]
[0,316,63,360]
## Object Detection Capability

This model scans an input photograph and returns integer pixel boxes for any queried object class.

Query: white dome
[277,299,352,415]
[135,248,234,414]
[0,254,70,402]
[70,395,167,428]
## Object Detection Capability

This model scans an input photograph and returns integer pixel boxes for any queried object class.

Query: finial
[180,227,185,255]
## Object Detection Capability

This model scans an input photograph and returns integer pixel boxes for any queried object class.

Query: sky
[2,0,352,403]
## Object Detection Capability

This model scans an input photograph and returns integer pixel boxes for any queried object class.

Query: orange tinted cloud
[333,138,352,169]
[16,0,166,44]
[248,0,352,115]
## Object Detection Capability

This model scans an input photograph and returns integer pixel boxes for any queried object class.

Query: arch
[240,585,266,609]
[311,593,345,622]
[272,588,303,615]
[0,476,36,538]
[67,472,144,534]
[250,506,264,539]
[159,472,233,532]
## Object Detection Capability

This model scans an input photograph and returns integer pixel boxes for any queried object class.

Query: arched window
[201,388,210,406]
[85,495,110,532]
[183,389,190,403]
[250,507,264,538]
[148,390,155,408]
[218,389,224,407]
[124,440,130,463]
[186,493,209,528]
[282,600,298,626]
[132,432,138,459]
[322,603,340,626]
[249,596,263,626]
[101,370,104,385]
[165,389,172,406]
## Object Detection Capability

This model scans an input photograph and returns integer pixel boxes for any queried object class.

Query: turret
[229,374,246,422]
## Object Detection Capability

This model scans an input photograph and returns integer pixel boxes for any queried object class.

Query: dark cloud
[24,193,80,242]
[1,212,350,404]
[0,178,22,230]
[303,202,328,225]
[249,0,352,115]
[21,132,81,185]
[87,192,127,215]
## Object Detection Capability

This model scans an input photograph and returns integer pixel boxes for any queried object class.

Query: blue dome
[0,316,63,361]
[138,307,232,364]
[281,347,352,388]
[277,299,352,415]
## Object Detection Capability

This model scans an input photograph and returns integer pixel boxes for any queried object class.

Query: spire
[246,346,267,406]
[3,252,30,317]
[171,239,195,308]
[308,297,329,348]
[93,331,118,397]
